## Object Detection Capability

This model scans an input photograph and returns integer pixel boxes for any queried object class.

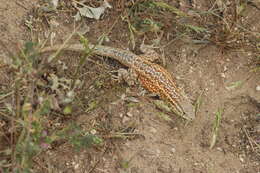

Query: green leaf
[24,42,35,55]
[63,105,72,115]
[210,108,223,149]
[85,100,98,112]
[226,81,243,91]
[153,1,187,16]
[40,99,51,115]
[120,160,130,169]
[185,24,208,33]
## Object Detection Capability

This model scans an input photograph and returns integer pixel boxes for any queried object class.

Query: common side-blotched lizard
[40,43,195,120]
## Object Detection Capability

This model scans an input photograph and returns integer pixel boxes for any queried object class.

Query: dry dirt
[0,0,259,173]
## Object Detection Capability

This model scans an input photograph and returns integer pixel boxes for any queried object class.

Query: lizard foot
[113,68,138,87]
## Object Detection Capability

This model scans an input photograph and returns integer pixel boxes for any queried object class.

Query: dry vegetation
[0,0,259,172]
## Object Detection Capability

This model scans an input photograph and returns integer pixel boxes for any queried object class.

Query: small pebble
[149,127,157,133]
[90,129,97,135]
[220,73,226,78]
[171,147,176,153]
[224,66,228,72]
[216,147,223,152]
[122,116,130,123]
[74,163,80,169]
[239,155,245,163]
[127,112,133,117]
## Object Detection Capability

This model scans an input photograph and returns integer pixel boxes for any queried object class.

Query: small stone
[90,129,97,135]
[256,85,260,91]
[194,162,199,166]
[127,112,133,117]
[224,66,228,72]
[74,163,80,169]
[220,73,226,78]
[171,147,176,153]
[149,127,157,133]
[239,155,245,163]
[216,147,223,152]
[122,116,130,123]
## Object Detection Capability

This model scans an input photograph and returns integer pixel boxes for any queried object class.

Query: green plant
[0,41,103,172]
[210,108,223,149]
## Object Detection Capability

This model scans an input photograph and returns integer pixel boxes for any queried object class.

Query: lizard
[40,43,195,120]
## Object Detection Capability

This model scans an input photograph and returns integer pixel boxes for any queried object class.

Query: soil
[0,0,259,173]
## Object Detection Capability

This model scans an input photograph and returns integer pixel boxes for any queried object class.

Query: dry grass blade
[0,91,14,103]
[46,25,82,63]
[195,90,204,116]
[210,108,223,149]
[242,127,255,151]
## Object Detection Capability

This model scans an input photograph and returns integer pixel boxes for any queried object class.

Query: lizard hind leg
[140,43,160,62]
[116,68,138,87]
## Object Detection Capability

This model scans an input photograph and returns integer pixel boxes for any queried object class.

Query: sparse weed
[124,0,259,57]
[0,41,103,172]
[195,90,204,116]
[210,108,223,149]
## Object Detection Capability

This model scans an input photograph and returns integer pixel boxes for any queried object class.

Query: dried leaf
[73,0,112,20]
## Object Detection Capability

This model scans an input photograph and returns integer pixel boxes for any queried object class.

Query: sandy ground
[0,0,259,172]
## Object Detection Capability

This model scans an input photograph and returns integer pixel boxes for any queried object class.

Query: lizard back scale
[40,43,195,120]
